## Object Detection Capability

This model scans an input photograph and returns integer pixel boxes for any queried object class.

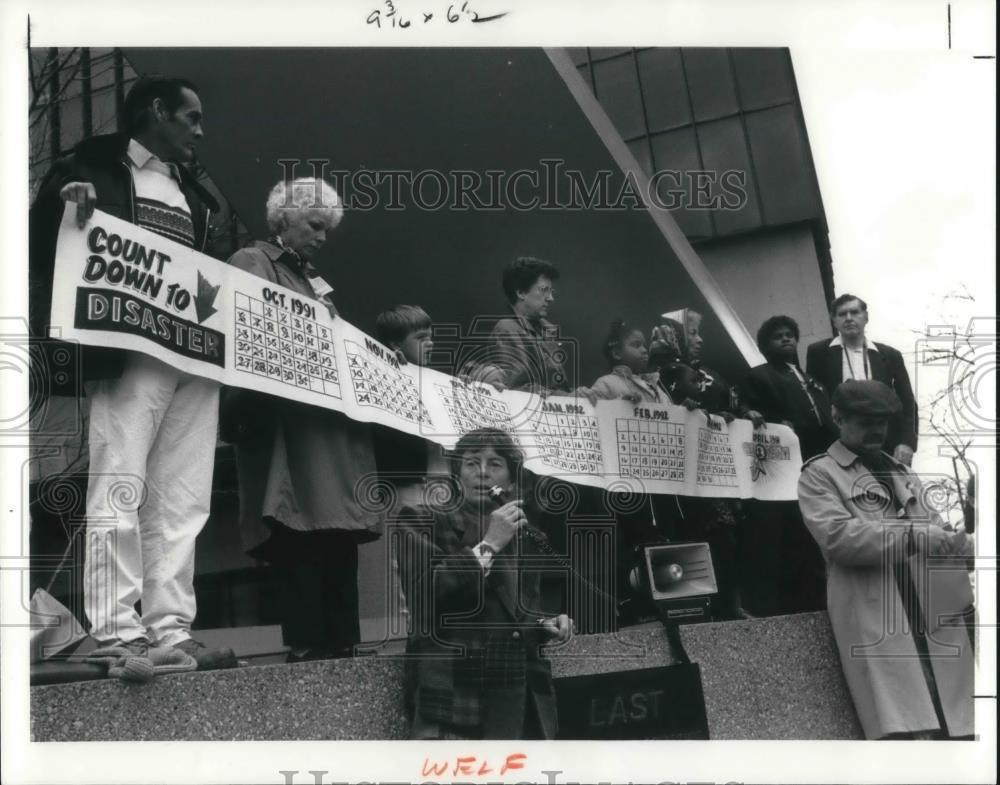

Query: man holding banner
[29,74,235,677]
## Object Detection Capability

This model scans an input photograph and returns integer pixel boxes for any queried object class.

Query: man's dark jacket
[29,133,219,391]
[805,339,918,451]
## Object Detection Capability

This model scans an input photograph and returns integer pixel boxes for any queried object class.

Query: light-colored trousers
[84,352,219,646]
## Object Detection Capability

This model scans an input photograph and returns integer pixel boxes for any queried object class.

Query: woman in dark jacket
[394,428,573,739]
[738,315,836,615]
[221,177,381,661]
[741,315,838,461]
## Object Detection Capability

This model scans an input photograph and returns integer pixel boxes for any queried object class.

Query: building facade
[571,46,835,351]
[29,46,836,657]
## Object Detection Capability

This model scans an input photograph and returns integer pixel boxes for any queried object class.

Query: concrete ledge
[681,612,863,739]
[31,612,862,740]
[32,655,409,741]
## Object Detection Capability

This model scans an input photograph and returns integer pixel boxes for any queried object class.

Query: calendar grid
[534,411,602,473]
[615,418,686,481]
[696,427,739,487]
[233,292,341,398]
[434,383,515,435]
[345,340,431,426]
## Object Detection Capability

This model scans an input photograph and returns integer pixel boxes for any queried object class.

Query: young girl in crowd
[590,320,676,625]
[591,319,669,404]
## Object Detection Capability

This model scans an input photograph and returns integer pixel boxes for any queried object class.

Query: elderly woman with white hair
[221,177,381,662]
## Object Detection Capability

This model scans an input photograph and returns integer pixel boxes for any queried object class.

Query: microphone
[487,484,509,508]
[487,484,552,628]
[486,484,545,550]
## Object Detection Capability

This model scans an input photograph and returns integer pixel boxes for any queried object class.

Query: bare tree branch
[28,48,82,120]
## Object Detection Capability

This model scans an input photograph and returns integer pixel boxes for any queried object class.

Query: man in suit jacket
[806,294,918,465]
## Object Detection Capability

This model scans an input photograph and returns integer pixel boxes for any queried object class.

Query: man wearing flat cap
[798,380,974,740]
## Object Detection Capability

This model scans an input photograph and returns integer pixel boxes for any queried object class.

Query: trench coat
[798,441,974,739]
[393,503,559,739]
[223,241,381,552]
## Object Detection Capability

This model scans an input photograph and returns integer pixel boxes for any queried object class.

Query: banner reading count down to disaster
[48,206,802,500]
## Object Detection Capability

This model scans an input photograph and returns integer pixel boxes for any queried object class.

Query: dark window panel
[566,48,590,66]
[731,48,794,111]
[57,51,84,101]
[592,55,646,140]
[90,56,118,92]
[635,48,691,132]
[649,128,714,239]
[627,138,653,176]
[28,49,49,84]
[745,104,822,224]
[589,47,632,61]
[682,48,739,122]
[92,90,120,134]
[81,49,93,137]
[59,94,86,152]
[697,116,762,235]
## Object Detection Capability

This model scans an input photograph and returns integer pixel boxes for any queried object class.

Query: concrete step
[30,612,863,741]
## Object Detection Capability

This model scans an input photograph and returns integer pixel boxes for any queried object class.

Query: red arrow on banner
[194,270,220,323]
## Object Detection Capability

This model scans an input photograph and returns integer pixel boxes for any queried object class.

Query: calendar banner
[48,206,437,433]
[49,207,801,500]
[510,397,803,500]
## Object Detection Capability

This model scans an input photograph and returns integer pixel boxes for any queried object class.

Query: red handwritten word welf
[420,752,527,778]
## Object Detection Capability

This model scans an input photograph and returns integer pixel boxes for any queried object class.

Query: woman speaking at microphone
[394,427,573,739]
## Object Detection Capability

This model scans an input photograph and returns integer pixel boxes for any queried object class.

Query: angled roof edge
[544,47,765,367]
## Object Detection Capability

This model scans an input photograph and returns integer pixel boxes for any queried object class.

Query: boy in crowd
[377,304,435,369]
[373,305,447,504]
